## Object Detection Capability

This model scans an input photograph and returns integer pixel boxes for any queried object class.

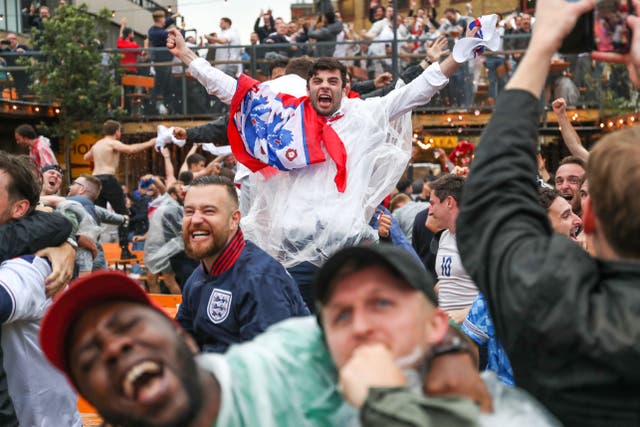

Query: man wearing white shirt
[0,152,81,426]
[206,17,241,77]
[361,6,394,76]
[428,174,478,323]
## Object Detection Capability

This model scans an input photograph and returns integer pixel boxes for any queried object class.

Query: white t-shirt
[366,18,393,57]
[0,256,82,427]
[215,27,242,63]
[436,229,479,311]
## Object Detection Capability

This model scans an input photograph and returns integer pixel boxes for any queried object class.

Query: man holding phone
[457,0,640,425]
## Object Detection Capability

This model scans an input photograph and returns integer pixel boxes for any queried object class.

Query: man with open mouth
[177,175,309,353]
[40,271,219,427]
[553,156,585,217]
[40,164,64,196]
[537,187,583,243]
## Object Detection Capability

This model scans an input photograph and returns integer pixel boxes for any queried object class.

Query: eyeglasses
[72,181,85,187]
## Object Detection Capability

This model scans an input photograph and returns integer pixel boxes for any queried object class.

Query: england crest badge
[207,289,233,324]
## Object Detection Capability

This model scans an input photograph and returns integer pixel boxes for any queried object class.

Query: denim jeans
[286,261,319,314]
[485,56,507,99]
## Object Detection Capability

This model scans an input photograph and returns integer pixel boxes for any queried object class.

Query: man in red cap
[40,271,221,427]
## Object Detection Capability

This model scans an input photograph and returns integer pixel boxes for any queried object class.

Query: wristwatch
[428,327,477,365]
[66,237,78,250]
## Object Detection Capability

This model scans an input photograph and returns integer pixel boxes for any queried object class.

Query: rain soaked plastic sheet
[197,317,358,427]
[240,88,415,268]
[187,57,447,268]
[143,196,184,274]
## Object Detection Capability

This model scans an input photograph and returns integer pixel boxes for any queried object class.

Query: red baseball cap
[39,270,158,377]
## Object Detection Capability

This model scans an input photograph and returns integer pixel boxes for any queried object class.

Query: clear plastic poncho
[56,200,100,241]
[196,317,357,427]
[240,92,413,268]
[143,196,184,274]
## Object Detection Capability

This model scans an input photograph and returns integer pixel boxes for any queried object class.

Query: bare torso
[88,137,120,176]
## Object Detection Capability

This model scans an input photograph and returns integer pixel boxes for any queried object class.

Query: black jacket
[186,116,228,144]
[0,211,72,260]
[457,89,640,426]
[353,62,427,99]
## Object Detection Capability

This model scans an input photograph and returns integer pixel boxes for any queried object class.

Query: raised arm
[193,160,221,179]
[167,28,237,104]
[113,137,156,155]
[161,147,177,187]
[551,98,589,162]
[178,144,198,175]
[119,17,126,39]
[361,37,450,99]
[456,0,596,357]
[383,58,454,122]
[384,30,471,121]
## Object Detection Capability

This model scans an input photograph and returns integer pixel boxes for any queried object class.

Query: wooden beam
[412,109,602,129]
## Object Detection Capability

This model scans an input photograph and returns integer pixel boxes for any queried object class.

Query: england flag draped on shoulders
[231,72,414,269]
[228,74,348,192]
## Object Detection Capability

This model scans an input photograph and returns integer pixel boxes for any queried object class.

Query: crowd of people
[2,0,640,425]
[2,1,627,111]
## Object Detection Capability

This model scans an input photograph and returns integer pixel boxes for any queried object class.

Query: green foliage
[24,4,123,138]
[601,64,639,115]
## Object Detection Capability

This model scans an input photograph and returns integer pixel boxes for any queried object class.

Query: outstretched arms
[552,97,589,162]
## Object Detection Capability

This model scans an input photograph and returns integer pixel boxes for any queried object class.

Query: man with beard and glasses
[177,175,309,353]
[39,271,220,427]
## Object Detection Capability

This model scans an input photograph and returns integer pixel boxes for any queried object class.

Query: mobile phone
[560,0,632,54]
[594,0,632,53]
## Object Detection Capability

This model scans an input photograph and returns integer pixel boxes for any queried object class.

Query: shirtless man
[84,120,156,259]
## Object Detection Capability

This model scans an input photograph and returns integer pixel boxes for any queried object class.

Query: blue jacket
[176,231,309,353]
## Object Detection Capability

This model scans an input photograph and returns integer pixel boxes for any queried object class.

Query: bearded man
[176,176,309,353]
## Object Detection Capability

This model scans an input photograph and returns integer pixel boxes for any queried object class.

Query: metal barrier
[0,34,635,119]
